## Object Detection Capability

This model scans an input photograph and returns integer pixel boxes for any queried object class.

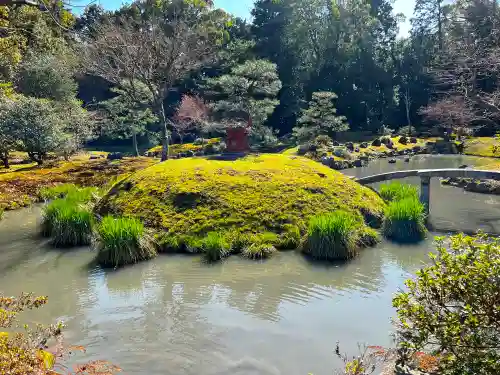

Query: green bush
[201,232,231,262]
[302,211,361,261]
[39,184,101,203]
[393,233,500,374]
[382,198,426,243]
[379,182,418,202]
[242,243,277,260]
[357,227,381,247]
[95,216,157,268]
[42,199,94,247]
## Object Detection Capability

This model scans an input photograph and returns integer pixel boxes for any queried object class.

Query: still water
[0,155,499,375]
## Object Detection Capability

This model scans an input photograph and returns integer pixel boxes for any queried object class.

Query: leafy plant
[201,232,231,262]
[95,216,157,268]
[302,211,361,260]
[379,182,418,202]
[382,198,426,243]
[393,233,500,374]
[242,243,277,260]
[42,199,94,247]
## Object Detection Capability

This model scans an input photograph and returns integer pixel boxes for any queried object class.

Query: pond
[1,154,499,375]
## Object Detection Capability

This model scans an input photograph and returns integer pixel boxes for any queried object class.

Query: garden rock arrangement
[441,177,500,195]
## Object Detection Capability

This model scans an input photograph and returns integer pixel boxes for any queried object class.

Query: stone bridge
[355,168,500,215]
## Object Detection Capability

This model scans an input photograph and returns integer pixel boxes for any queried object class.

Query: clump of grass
[302,211,361,261]
[201,232,231,262]
[382,198,427,243]
[277,225,302,250]
[39,184,79,201]
[41,199,93,247]
[379,182,418,202]
[242,243,277,260]
[39,184,101,203]
[0,207,4,220]
[357,226,381,247]
[95,216,157,268]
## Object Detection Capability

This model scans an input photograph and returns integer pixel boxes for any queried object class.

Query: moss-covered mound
[96,154,385,249]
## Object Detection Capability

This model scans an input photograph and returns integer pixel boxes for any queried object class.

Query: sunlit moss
[97,154,385,251]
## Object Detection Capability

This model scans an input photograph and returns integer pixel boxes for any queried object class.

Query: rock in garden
[359,155,370,162]
[399,136,408,145]
[388,158,397,164]
[404,157,410,162]
[412,145,422,153]
[90,154,100,160]
[186,150,195,157]
[332,141,340,146]
[345,142,354,151]
[360,142,368,148]
[107,152,123,160]
[410,137,417,143]
[354,147,360,153]
[194,151,204,157]
[459,164,468,169]
[371,138,382,147]
[297,144,309,155]
[353,159,366,168]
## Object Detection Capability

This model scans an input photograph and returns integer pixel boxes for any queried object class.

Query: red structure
[226,119,251,153]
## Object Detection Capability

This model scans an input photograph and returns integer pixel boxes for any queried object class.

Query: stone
[371,138,382,147]
[404,157,410,162]
[186,150,195,157]
[89,154,100,160]
[332,140,340,146]
[321,156,335,168]
[412,145,422,153]
[388,158,397,164]
[345,142,354,151]
[410,137,418,144]
[194,151,204,157]
[331,161,347,170]
[354,147,360,153]
[297,144,309,156]
[386,142,394,149]
[360,142,368,148]
[107,152,123,160]
[359,155,370,162]
[459,164,468,169]
[399,136,408,145]
[353,159,366,168]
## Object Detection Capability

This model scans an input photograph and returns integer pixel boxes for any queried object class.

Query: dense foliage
[393,233,500,374]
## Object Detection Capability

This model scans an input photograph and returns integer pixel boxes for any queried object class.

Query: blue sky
[96,0,415,36]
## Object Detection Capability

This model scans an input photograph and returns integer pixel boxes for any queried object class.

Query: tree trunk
[405,88,412,137]
[28,152,43,165]
[1,156,9,169]
[438,0,443,50]
[159,101,170,162]
[132,130,139,157]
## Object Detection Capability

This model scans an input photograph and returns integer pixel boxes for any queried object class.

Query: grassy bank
[96,154,386,256]
[0,153,155,210]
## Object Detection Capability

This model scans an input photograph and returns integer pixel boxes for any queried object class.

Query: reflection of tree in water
[380,238,435,275]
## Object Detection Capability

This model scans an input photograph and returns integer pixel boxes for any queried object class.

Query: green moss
[95,216,157,268]
[382,198,427,243]
[242,243,277,260]
[42,199,94,247]
[302,211,362,261]
[96,154,385,251]
[379,182,418,202]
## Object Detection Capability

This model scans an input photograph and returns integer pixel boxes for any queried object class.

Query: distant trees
[293,91,349,142]
[84,0,228,160]
[205,59,281,141]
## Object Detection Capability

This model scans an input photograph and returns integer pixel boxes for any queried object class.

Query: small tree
[100,82,157,156]
[293,91,349,142]
[393,233,500,374]
[173,95,209,143]
[205,59,282,142]
[4,95,92,164]
[0,99,18,168]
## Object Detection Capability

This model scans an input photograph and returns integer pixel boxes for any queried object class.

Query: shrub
[201,232,231,262]
[277,225,302,250]
[242,243,277,260]
[397,125,418,137]
[382,198,426,243]
[393,233,500,374]
[314,134,332,147]
[379,182,418,202]
[95,216,157,268]
[302,211,361,261]
[42,199,94,247]
[39,184,101,203]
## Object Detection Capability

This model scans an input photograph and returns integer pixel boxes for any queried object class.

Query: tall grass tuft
[95,216,157,268]
[242,243,277,260]
[383,197,427,243]
[39,184,101,203]
[201,232,231,262]
[379,182,418,202]
[302,211,361,261]
[42,199,93,247]
[0,207,4,220]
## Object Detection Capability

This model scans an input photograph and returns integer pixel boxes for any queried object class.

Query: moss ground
[463,137,500,158]
[0,154,155,210]
[147,138,221,156]
[96,154,385,250]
